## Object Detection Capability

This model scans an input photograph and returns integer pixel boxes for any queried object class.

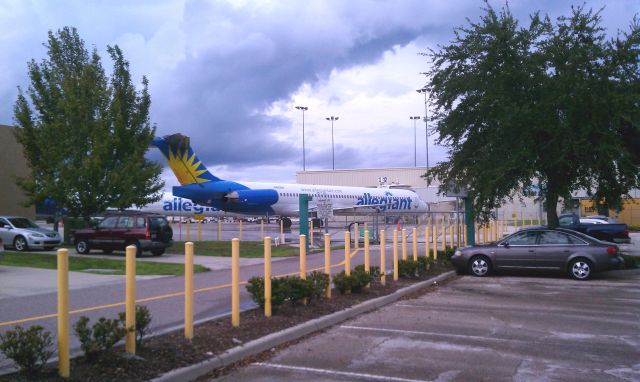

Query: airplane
[151,134,429,228]
[134,191,228,220]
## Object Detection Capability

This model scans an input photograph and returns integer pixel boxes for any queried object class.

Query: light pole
[325,116,339,170]
[295,106,308,171]
[410,116,420,167]
[416,88,429,168]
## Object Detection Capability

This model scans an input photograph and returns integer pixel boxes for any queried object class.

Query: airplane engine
[226,189,279,206]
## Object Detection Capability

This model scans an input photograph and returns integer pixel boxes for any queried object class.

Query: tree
[13,27,163,219]
[425,3,640,227]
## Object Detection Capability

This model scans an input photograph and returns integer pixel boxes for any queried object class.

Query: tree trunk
[545,191,560,228]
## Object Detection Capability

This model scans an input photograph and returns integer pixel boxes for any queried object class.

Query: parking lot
[217,269,640,382]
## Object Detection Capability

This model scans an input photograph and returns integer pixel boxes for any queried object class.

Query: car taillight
[623,229,629,237]
[146,225,150,240]
[607,246,618,255]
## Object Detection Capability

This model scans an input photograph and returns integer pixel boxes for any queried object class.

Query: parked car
[579,218,608,225]
[450,227,623,280]
[0,216,62,251]
[71,212,173,256]
[559,213,630,243]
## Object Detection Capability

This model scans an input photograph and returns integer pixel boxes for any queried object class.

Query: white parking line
[253,362,431,382]
[339,325,529,344]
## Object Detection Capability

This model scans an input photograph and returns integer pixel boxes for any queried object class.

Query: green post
[299,194,311,252]
[464,197,475,246]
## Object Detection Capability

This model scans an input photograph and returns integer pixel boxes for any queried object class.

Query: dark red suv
[72,212,173,256]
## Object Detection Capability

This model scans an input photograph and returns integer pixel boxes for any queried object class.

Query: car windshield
[8,218,39,229]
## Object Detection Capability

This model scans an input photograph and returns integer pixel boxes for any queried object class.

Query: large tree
[425,3,640,227]
[14,27,163,219]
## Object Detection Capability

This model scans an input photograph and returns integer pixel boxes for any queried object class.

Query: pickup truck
[558,213,630,243]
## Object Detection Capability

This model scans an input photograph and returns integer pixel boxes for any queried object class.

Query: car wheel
[468,255,491,277]
[13,236,28,252]
[126,241,143,257]
[151,249,165,257]
[569,259,592,280]
[76,239,91,254]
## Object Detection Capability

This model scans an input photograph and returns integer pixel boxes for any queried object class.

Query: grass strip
[0,252,209,275]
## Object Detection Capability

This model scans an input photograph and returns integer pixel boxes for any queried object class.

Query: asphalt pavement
[216,268,640,382]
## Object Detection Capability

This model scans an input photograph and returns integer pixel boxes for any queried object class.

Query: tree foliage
[13,27,163,218]
[425,3,640,227]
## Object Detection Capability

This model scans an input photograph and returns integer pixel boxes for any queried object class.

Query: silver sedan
[450,227,623,280]
[0,216,62,251]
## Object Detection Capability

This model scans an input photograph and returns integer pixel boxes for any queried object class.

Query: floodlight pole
[325,116,339,170]
[295,106,308,171]
[416,88,429,169]
[410,116,420,167]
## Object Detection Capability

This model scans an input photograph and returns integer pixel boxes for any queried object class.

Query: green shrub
[74,316,127,360]
[333,267,374,294]
[284,276,313,305]
[118,305,152,348]
[307,271,330,299]
[354,265,381,280]
[332,271,355,294]
[351,268,373,292]
[0,326,53,375]
[398,259,419,278]
[246,276,267,308]
[416,256,433,272]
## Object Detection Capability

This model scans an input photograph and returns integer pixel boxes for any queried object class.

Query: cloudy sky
[1,0,637,189]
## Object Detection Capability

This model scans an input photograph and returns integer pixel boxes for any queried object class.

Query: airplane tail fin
[151,134,221,185]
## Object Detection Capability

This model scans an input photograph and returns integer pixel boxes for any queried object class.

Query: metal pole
[296,106,308,171]
[424,91,429,169]
[331,119,335,170]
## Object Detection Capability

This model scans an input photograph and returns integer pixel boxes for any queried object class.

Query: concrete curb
[152,270,456,382]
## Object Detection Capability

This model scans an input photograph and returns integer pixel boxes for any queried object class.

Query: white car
[580,218,609,225]
[0,216,62,251]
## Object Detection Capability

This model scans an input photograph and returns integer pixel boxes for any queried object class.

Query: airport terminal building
[0,124,35,219]
[297,167,640,226]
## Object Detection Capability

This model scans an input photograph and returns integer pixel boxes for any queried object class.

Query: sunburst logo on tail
[165,146,210,185]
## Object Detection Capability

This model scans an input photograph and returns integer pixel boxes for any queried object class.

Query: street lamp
[416,87,429,168]
[325,116,339,170]
[295,106,308,171]
[410,116,421,167]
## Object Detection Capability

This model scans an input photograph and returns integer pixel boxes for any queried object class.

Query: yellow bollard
[380,229,386,285]
[354,223,359,249]
[231,238,240,327]
[217,220,222,241]
[198,221,202,241]
[300,234,307,304]
[433,224,438,260]
[412,227,417,261]
[425,226,430,258]
[324,233,331,298]
[57,249,69,378]
[264,236,272,317]
[401,228,407,260]
[260,221,264,241]
[280,219,284,243]
[239,220,243,240]
[441,216,446,252]
[449,220,454,249]
[393,229,399,281]
[300,235,307,279]
[185,242,194,340]
[364,230,370,272]
[344,231,351,275]
[125,245,136,354]
[186,220,191,242]
[464,224,468,246]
